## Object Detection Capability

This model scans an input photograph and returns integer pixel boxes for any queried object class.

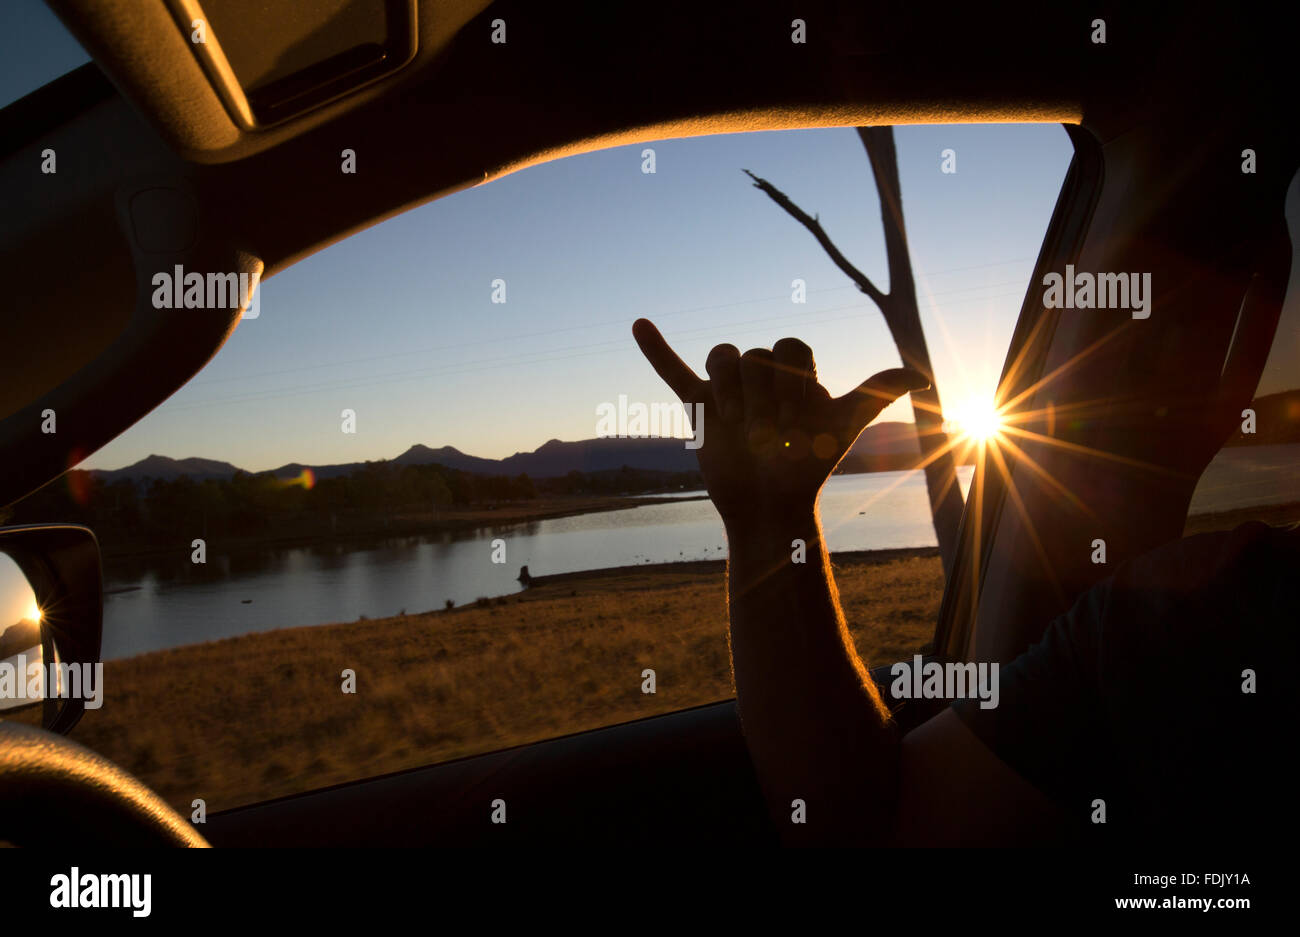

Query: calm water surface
[102,445,1300,659]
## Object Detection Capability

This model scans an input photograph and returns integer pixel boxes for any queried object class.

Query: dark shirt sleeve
[950,521,1299,840]
[950,562,1112,817]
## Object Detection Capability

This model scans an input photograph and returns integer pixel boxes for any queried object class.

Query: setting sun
[25,598,41,623]
[945,396,1006,444]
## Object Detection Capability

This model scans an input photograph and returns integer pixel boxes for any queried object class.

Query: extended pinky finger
[834,367,930,433]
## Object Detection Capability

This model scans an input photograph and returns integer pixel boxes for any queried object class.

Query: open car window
[3,123,1073,812]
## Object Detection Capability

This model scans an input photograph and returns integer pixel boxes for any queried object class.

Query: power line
[160,288,1031,412]
[187,258,1035,388]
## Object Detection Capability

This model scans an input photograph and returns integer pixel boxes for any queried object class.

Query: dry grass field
[69,547,943,813]
[65,500,1299,816]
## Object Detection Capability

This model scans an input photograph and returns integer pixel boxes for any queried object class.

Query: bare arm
[725,509,899,844]
[633,318,1072,845]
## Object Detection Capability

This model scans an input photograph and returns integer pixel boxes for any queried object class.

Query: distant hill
[91,455,243,483]
[837,420,926,474]
[391,444,506,474]
[87,386,1299,487]
[85,421,946,484]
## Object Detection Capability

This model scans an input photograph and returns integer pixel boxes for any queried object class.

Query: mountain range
[86,421,928,484]
[75,386,1300,486]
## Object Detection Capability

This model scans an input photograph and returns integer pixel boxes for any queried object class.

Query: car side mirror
[0,525,103,735]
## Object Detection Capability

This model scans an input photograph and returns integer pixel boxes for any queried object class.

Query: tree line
[0,461,704,555]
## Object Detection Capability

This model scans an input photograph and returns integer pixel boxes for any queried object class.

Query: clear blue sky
[4,1,1076,473]
[108,124,1072,471]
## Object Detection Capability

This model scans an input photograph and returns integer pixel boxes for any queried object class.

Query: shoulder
[1110,520,1296,597]
[947,522,1298,814]
[1095,521,1298,663]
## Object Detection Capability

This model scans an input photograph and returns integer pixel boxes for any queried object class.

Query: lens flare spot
[280,468,316,490]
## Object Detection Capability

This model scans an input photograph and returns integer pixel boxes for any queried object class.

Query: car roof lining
[44,0,493,161]
[39,0,1278,291]
[42,0,1102,160]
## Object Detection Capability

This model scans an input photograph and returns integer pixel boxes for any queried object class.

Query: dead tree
[744,126,964,580]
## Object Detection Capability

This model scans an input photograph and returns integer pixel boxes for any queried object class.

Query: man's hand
[633,317,933,844]
[632,318,929,524]
[631,318,1072,846]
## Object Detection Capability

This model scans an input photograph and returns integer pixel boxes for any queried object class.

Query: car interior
[0,1,1295,847]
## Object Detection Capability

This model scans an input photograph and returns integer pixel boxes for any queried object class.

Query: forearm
[725,507,900,845]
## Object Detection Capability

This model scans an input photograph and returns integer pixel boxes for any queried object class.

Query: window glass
[0,1,92,111]
[5,124,1073,810]
[1185,166,1300,537]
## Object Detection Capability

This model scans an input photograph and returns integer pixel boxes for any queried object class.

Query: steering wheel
[0,722,209,847]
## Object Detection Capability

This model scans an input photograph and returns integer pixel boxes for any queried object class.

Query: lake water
[101,445,1300,659]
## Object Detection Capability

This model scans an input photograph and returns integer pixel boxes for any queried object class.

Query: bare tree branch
[744,130,966,584]
[743,169,889,310]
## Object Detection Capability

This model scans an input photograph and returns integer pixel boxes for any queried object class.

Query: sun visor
[165,0,417,128]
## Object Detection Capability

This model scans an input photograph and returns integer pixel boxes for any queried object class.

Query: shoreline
[98,492,712,564]
[522,544,943,591]
[103,543,945,660]
[97,497,1299,660]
